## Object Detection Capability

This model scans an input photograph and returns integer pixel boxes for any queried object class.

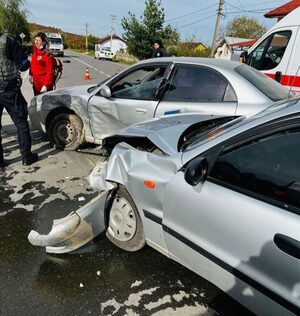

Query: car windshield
[184,97,299,151]
[49,38,62,44]
[235,64,290,101]
[88,75,117,93]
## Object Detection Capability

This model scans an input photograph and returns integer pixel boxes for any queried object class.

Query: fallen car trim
[28,191,109,254]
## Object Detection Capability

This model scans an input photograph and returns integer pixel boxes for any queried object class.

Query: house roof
[214,37,251,54]
[230,39,257,47]
[264,0,300,19]
[95,34,126,44]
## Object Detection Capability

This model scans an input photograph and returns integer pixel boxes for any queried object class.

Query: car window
[163,65,236,103]
[248,31,291,70]
[110,66,167,100]
[210,129,300,212]
[235,64,290,101]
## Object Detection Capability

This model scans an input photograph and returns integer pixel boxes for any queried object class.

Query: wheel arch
[45,107,77,132]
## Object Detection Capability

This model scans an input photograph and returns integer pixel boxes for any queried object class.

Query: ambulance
[46,33,64,57]
[243,7,300,94]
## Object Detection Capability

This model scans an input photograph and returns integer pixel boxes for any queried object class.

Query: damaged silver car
[29,98,300,316]
[28,57,291,150]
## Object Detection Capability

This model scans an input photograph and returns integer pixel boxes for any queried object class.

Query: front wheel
[47,113,84,150]
[106,186,146,252]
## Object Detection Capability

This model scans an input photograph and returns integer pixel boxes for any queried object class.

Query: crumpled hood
[33,84,95,111]
[38,84,94,98]
[104,113,226,155]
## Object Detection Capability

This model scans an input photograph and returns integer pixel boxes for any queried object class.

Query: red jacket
[30,46,54,91]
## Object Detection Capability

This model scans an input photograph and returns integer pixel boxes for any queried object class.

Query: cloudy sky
[24,0,289,44]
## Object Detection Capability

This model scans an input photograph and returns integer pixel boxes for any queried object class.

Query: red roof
[230,39,257,47]
[264,0,300,18]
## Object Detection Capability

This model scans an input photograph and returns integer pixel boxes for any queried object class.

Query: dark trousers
[0,87,32,161]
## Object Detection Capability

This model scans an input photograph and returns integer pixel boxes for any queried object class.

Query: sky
[24,0,290,45]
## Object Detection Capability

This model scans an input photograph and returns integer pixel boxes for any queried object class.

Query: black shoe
[0,159,9,168]
[22,153,39,166]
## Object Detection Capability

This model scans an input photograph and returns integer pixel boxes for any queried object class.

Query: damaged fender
[28,191,110,254]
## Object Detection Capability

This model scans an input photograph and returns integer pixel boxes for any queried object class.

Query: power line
[176,13,216,29]
[165,3,218,22]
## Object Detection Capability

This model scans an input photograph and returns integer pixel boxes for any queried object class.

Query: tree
[221,15,267,39]
[0,0,30,41]
[122,0,179,59]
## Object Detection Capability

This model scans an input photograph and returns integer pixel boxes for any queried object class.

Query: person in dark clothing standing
[0,32,39,168]
[152,40,167,58]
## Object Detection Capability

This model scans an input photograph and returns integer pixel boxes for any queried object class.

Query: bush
[167,44,211,57]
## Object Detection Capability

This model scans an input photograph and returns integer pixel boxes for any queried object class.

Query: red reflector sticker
[144,180,155,189]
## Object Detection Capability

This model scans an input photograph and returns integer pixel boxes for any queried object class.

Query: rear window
[235,64,290,101]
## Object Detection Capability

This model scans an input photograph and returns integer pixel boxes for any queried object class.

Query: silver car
[28,57,291,150]
[29,97,300,315]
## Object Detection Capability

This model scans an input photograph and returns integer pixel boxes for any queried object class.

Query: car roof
[137,57,242,71]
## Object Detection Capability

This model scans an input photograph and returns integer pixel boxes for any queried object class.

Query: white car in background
[95,46,115,61]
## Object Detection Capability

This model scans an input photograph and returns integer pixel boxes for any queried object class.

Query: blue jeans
[0,86,32,161]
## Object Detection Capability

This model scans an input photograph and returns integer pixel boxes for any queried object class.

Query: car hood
[103,113,229,156]
[33,84,96,112]
[39,84,95,97]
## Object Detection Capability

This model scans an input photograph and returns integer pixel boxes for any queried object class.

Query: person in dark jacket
[0,32,39,168]
[152,40,167,58]
[29,32,54,95]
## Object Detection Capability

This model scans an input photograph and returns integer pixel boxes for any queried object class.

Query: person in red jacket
[30,32,54,96]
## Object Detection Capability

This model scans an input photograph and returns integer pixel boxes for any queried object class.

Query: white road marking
[72,56,111,78]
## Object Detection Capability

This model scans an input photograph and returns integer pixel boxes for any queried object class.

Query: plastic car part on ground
[28,191,109,253]
[27,142,179,254]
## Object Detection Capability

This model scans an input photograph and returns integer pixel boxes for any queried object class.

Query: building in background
[214,37,253,61]
[95,34,127,56]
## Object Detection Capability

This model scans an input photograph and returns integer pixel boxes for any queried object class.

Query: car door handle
[273,233,300,259]
[136,108,147,113]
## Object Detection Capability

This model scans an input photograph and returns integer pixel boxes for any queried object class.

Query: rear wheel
[106,186,146,252]
[47,113,84,150]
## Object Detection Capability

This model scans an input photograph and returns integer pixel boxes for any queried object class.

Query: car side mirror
[100,85,112,98]
[239,51,248,64]
[184,157,208,186]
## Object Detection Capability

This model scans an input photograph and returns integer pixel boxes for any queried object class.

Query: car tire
[48,113,84,151]
[106,186,146,252]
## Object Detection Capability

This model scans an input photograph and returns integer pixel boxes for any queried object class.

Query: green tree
[221,15,267,39]
[122,0,179,59]
[0,0,30,41]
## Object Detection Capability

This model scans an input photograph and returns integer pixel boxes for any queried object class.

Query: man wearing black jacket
[0,32,38,168]
[152,40,167,58]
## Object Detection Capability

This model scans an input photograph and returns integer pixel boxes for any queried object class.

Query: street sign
[19,33,25,39]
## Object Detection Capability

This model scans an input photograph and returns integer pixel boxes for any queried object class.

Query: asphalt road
[0,50,253,316]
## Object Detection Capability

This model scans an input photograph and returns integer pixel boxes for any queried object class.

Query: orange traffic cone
[84,67,91,80]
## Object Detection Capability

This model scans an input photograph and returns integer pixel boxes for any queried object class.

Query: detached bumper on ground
[28,191,109,254]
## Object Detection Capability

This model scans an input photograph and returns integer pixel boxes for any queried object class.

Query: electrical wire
[176,13,216,29]
[165,3,218,22]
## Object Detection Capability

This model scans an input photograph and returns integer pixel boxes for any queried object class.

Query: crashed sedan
[29,98,300,316]
[28,57,291,150]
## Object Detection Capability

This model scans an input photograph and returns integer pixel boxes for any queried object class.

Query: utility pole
[110,15,116,50]
[85,23,89,53]
[209,0,224,58]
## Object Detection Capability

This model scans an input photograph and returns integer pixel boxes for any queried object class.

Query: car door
[155,64,238,117]
[87,63,172,139]
[162,125,300,315]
